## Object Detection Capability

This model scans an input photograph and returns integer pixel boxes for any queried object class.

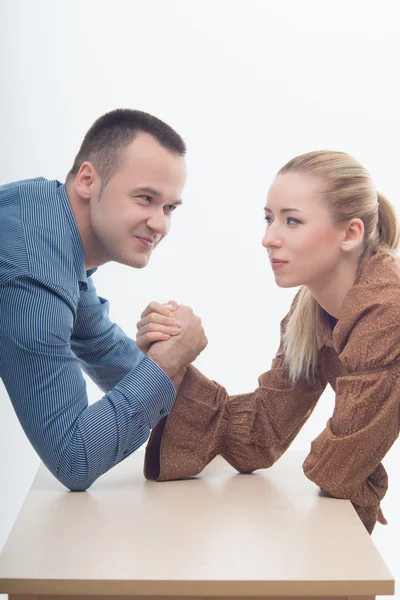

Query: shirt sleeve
[70,275,143,392]
[0,275,176,491]
[144,302,327,481]
[303,290,400,534]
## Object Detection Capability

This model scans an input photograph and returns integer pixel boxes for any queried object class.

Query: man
[0,109,207,491]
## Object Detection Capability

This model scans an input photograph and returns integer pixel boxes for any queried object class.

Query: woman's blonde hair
[278,150,399,383]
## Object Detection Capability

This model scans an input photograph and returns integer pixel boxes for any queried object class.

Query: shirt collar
[315,304,335,351]
[57,183,97,290]
[314,252,375,352]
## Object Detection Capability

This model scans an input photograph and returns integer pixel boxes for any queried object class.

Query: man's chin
[117,253,151,269]
[131,256,151,269]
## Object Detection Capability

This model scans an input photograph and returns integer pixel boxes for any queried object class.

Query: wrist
[171,366,188,393]
[147,348,179,379]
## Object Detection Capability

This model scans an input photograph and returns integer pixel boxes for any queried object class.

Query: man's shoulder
[0,178,80,299]
[0,177,48,197]
[0,180,42,283]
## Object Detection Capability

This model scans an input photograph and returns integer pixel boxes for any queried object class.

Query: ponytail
[376,192,399,254]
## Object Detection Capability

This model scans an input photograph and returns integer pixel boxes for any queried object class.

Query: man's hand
[136,300,180,354]
[146,305,207,378]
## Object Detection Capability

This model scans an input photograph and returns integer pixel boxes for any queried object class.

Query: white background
[0,0,399,597]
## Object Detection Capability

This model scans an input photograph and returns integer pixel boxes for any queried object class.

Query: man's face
[89,133,186,268]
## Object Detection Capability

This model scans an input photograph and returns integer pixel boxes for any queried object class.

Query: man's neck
[65,181,109,270]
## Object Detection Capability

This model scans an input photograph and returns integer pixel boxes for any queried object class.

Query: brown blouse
[144,252,400,534]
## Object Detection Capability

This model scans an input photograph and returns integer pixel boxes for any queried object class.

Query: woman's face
[262,172,346,289]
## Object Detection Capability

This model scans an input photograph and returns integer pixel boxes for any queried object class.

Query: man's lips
[135,236,156,247]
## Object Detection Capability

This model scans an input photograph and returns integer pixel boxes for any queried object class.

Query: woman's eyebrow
[264,207,304,214]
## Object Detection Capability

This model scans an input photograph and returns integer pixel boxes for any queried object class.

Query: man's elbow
[54,440,98,491]
[55,465,97,492]
[65,479,91,492]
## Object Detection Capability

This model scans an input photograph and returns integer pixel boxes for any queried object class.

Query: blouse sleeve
[144,297,327,482]
[303,288,400,533]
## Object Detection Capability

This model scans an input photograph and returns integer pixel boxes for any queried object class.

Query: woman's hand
[171,366,188,393]
[136,300,181,354]
[377,507,388,525]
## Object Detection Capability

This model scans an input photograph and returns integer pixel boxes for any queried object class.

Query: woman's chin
[273,275,299,289]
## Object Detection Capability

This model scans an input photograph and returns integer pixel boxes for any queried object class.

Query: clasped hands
[136,300,207,391]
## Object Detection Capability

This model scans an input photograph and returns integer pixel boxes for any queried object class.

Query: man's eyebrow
[134,186,161,196]
[264,207,303,214]
[134,186,183,205]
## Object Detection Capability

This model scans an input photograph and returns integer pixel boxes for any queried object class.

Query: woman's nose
[262,225,283,249]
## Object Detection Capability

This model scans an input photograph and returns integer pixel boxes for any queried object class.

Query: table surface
[0,450,394,597]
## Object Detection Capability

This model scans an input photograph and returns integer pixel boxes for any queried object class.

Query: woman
[136,150,400,534]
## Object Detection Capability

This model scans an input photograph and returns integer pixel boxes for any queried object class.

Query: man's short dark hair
[67,109,186,185]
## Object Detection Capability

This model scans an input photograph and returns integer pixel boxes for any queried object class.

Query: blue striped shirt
[0,177,176,490]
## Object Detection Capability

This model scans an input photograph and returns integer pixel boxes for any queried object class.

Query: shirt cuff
[116,356,176,428]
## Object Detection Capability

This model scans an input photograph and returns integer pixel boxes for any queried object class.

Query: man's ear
[75,162,97,200]
[342,218,364,252]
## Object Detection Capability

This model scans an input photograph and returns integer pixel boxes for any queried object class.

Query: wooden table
[0,451,394,600]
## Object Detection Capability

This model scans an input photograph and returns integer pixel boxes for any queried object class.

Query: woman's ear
[342,218,364,252]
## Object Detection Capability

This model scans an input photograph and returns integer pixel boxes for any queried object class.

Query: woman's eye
[264,215,301,225]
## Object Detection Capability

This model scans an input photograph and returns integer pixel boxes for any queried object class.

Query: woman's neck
[307,255,364,319]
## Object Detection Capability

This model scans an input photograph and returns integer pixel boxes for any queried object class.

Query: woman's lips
[270,258,288,271]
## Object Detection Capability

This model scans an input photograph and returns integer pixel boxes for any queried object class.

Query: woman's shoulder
[357,251,400,284]
[352,252,399,308]
[347,251,399,307]
[334,252,400,371]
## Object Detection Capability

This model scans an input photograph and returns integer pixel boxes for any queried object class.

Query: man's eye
[138,195,152,202]
[165,205,177,213]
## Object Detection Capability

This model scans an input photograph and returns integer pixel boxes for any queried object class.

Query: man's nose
[147,209,169,236]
